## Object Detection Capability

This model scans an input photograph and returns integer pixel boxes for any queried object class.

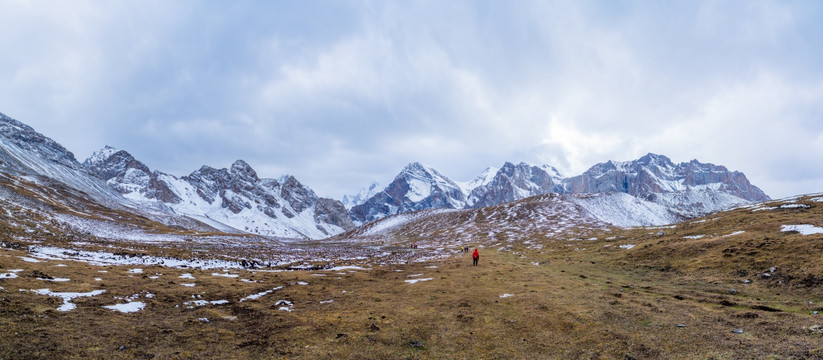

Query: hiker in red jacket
[472,249,479,266]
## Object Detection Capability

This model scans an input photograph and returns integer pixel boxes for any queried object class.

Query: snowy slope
[566,192,680,227]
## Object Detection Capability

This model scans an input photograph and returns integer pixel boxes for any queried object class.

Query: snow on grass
[408,274,424,277]
[619,244,636,250]
[752,206,778,212]
[780,204,810,209]
[325,265,371,271]
[28,246,241,270]
[94,278,102,281]
[683,235,705,239]
[128,268,143,274]
[320,299,334,304]
[211,272,239,278]
[781,225,823,236]
[724,231,745,237]
[296,281,308,286]
[1,269,23,279]
[103,301,145,313]
[275,300,294,312]
[181,283,196,287]
[179,273,195,279]
[184,299,230,308]
[404,278,433,284]
[37,277,70,282]
[30,289,106,311]
[239,286,284,302]
[20,256,42,263]
[500,293,514,298]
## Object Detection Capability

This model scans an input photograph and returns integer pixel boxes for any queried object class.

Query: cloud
[0,1,821,199]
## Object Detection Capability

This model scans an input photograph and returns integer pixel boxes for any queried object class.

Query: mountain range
[0,112,770,239]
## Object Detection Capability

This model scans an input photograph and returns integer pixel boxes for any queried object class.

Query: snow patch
[781,225,823,236]
[30,289,106,311]
[239,286,283,302]
[404,278,433,284]
[103,301,145,313]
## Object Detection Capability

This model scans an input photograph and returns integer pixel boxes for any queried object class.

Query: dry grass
[2,194,823,358]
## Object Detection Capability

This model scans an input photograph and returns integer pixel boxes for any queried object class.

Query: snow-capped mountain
[349,154,769,227]
[349,162,466,224]
[341,181,381,210]
[563,153,769,217]
[84,147,355,239]
[83,146,181,203]
[467,162,565,208]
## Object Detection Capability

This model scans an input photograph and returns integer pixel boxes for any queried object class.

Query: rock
[744,279,751,284]
[730,288,737,294]
[770,267,776,273]
[677,324,686,328]
[763,273,771,278]
[813,311,819,315]
[370,324,380,331]
[409,340,424,349]
[732,329,744,334]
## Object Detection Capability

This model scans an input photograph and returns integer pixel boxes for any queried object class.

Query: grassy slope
[1,195,823,359]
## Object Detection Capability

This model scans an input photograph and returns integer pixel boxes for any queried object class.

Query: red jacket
[472,249,479,259]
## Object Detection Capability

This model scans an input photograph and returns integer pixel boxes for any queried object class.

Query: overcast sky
[1,1,821,200]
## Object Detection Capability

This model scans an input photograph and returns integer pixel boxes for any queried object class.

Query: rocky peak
[230,160,258,182]
[349,162,466,224]
[83,146,120,167]
[468,161,562,208]
[83,146,151,182]
[280,175,319,213]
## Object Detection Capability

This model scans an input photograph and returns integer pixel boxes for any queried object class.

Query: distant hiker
[472,249,479,266]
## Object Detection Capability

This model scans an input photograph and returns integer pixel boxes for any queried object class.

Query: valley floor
[2,232,822,359]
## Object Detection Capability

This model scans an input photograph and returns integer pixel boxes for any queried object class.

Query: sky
[1,0,821,200]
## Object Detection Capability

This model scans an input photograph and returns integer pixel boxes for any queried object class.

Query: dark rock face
[469,162,563,208]
[280,175,318,214]
[564,153,769,202]
[314,198,355,230]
